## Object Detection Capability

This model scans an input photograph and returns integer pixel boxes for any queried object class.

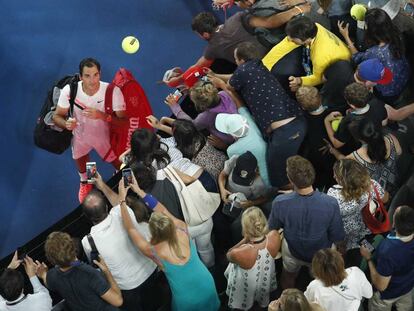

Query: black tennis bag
[34,75,79,154]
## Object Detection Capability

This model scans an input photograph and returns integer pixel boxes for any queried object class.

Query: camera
[86,162,97,184]
[122,168,133,187]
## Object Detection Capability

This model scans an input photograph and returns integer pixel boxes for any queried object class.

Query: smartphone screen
[173,89,182,102]
[17,246,26,260]
[122,168,133,187]
[359,238,375,252]
[86,162,97,184]
[404,2,414,15]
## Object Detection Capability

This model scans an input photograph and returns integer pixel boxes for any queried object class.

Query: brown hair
[241,207,268,239]
[296,86,321,112]
[333,159,371,202]
[344,82,370,108]
[126,194,149,223]
[281,289,312,311]
[189,81,220,112]
[149,212,184,259]
[312,249,347,287]
[286,156,315,188]
[45,232,77,267]
[235,42,261,62]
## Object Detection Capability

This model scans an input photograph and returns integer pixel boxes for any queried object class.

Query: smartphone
[359,238,375,252]
[86,162,97,184]
[173,89,182,102]
[17,246,26,260]
[404,2,414,15]
[122,168,133,187]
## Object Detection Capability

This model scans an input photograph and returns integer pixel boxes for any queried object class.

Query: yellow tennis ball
[122,36,140,54]
[350,4,367,21]
[331,117,343,132]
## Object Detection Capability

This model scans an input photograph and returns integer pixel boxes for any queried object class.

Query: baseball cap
[182,66,207,88]
[232,151,258,186]
[357,58,393,85]
[215,113,249,138]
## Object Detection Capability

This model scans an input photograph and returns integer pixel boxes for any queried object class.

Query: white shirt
[57,81,125,143]
[81,205,156,290]
[0,276,52,311]
[305,267,373,311]
[160,137,202,177]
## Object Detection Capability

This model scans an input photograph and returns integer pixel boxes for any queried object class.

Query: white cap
[215,113,249,138]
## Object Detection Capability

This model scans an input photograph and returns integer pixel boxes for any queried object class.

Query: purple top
[170,91,237,144]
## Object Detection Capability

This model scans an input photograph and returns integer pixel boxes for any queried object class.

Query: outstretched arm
[208,74,244,108]
[146,115,173,136]
[386,103,414,121]
[249,3,311,29]
[93,171,118,206]
[118,180,153,258]
[125,172,187,228]
[165,93,194,121]
[192,56,215,69]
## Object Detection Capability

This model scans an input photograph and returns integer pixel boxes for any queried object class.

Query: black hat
[232,151,257,186]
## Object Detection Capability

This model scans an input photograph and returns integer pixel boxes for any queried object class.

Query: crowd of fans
[1,0,414,310]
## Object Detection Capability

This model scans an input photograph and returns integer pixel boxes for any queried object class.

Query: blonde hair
[149,212,184,259]
[296,86,321,112]
[241,207,268,239]
[189,81,220,112]
[281,289,312,311]
[333,159,371,202]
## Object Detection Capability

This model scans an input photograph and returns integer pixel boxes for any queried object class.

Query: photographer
[81,175,157,311]
[361,205,414,310]
[218,152,272,243]
[40,231,123,311]
[0,252,52,311]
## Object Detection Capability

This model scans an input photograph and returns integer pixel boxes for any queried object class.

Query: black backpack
[34,75,80,154]
[241,0,286,49]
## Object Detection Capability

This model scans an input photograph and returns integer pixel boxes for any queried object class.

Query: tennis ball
[331,117,343,132]
[122,36,140,54]
[350,4,367,21]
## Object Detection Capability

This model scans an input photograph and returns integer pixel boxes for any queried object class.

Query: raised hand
[146,115,161,129]
[23,256,37,277]
[7,251,22,269]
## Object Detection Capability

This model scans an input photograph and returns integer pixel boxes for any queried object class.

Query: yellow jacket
[262,23,351,86]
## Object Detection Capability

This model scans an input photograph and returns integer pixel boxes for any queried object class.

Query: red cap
[377,67,393,85]
[182,66,206,88]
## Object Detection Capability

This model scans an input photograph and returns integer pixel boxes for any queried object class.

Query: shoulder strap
[176,226,189,236]
[87,234,99,253]
[68,77,79,117]
[353,149,365,162]
[104,83,116,115]
[371,181,383,207]
[330,286,358,301]
[385,135,396,155]
[164,166,186,189]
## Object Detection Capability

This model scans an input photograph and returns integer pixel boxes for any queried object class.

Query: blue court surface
[0,0,228,258]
